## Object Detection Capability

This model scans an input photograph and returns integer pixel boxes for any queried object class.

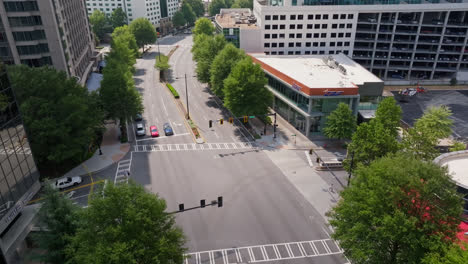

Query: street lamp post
[185,73,189,119]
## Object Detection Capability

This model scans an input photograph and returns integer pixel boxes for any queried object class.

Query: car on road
[136,123,145,136]
[163,123,174,136]
[150,125,159,137]
[134,113,143,121]
[52,176,82,190]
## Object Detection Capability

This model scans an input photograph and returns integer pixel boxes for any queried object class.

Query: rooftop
[215,9,258,29]
[434,150,468,190]
[250,53,382,89]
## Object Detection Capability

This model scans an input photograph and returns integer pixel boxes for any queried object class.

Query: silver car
[52,176,82,190]
[136,123,145,136]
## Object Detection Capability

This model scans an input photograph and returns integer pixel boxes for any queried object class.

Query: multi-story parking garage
[215,0,468,84]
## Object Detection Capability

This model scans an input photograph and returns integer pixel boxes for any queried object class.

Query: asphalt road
[126,34,347,264]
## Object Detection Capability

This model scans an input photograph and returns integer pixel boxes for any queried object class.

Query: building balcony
[356,29,377,33]
[354,46,373,50]
[412,65,434,70]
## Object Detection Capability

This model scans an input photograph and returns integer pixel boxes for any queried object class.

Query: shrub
[166,83,179,98]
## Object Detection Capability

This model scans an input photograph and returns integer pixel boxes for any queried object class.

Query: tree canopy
[209,0,228,16]
[193,18,215,36]
[129,18,157,49]
[111,25,139,63]
[231,0,253,8]
[374,97,402,138]
[172,11,186,28]
[192,34,227,83]
[328,154,463,264]
[181,1,196,26]
[223,57,272,117]
[110,8,127,29]
[67,182,186,264]
[29,185,80,264]
[8,65,104,173]
[89,10,107,39]
[422,243,468,264]
[185,0,205,17]
[209,43,245,99]
[323,102,356,140]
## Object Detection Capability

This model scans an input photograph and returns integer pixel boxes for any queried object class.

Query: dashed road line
[184,239,345,264]
[133,142,256,152]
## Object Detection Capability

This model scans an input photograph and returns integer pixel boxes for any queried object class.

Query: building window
[272,43,277,47]
[339,33,344,37]
[4,1,39,12]
[313,42,318,47]
[308,14,314,20]
[347,24,352,28]
[348,14,354,19]
[280,15,286,20]
[305,51,311,54]
[290,24,295,29]
[279,43,284,47]
[298,15,304,20]
[264,43,270,48]
[314,24,320,29]
[323,14,329,20]
[312,51,318,54]
[322,24,328,29]
[316,15,321,20]
[340,14,346,19]
[279,51,284,55]
[265,34,270,39]
[306,42,311,47]
[339,24,345,28]
[333,14,338,19]
[297,24,303,29]
[273,25,278,29]
[307,24,313,29]
[280,24,285,29]
[272,34,278,38]
[288,51,294,55]
[331,33,336,38]
[265,15,271,20]
[290,15,296,20]
[296,33,302,38]
[320,42,325,47]
[295,51,301,55]
[271,51,277,55]
[288,42,294,47]
[345,32,351,37]
[330,51,335,54]
[337,42,343,46]
[306,33,312,38]
[319,50,325,54]
[289,33,295,38]
[321,33,326,38]
[344,42,350,46]
[332,24,337,29]
[296,42,301,47]
[265,25,271,30]
[279,33,285,38]
[330,42,336,47]
[273,15,278,20]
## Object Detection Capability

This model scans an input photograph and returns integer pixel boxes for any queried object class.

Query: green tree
[185,0,205,17]
[155,54,171,81]
[193,35,226,83]
[223,57,273,117]
[346,120,399,169]
[210,43,245,98]
[450,141,466,152]
[193,18,215,36]
[231,0,253,8]
[172,11,186,28]
[328,154,463,264]
[29,185,80,264]
[110,8,127,29]
[67,182,186,264]
[422,243,468,264]
[89,10,107,39]
[8,66,104,174]
[181,1,196,26]
[209,0,228,16]
[111,25,139,63]
[323,103,356,140]
[402,106,454,161]
[129,18,157,50]
[374,97,402,138]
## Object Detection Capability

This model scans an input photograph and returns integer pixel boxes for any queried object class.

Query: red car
[150,126,159,137]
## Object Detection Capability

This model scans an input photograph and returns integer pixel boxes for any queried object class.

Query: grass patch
[187,120,200,138]
[96,46,104,49]
[166,83,179,98]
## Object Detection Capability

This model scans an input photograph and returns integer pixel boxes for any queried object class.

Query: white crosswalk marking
[114,159,131,184]
[184,239,345,264]
[133,142,257,152]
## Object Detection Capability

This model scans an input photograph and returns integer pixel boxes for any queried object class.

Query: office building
[215,0,468,84]
[0,63,41,263]
[0,0,95,85]
[86,0,180,27]
[250,53,383,137]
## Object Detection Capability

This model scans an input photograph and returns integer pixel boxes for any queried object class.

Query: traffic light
[243,116,248,123]
[179,203,184,211]
[220,118,224,125]
[217,196,223,207]
[200,199,206,208]
[229,117,234,124]
[209,120,212,128]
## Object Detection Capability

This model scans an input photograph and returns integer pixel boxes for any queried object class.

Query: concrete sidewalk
[63,122,130,178]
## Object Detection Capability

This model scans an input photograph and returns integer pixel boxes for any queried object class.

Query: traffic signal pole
[169,196,223,214]
[208,112,278,139]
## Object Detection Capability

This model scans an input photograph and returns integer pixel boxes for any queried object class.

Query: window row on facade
[4,1,39,12]
[265,23,353,30]
[265,50,350,55]
[264,13,354,21]
[8,16,42,27]
[264,32,352,39]
[264,41,351,47]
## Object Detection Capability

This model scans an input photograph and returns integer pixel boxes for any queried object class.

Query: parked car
[134,113,143,121]
[52,176,82,190]
[136,123,145,136]
[150,125,159,137]
[163,123,174,136]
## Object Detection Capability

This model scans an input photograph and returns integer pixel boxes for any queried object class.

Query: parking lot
[392,90,468,138]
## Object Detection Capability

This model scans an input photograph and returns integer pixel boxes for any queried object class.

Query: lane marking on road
[28,180,105,204]
[135,133,191,142]
[304,151,313,167]
[133,142,257,152]
[184,239,345,264]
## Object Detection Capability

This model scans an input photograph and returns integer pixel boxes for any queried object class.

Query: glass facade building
[0,63,40,263]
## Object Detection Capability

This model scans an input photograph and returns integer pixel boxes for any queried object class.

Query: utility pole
[157,40,161,60]
[185,73,189,119]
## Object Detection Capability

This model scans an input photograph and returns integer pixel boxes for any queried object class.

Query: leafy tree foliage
[67,182,186,264]
[89,10,107,39]
[8,66,104,173]
[323,102,356,140]
[129,18,157,49]
[422,243,468,264]
[192,34,226,83]
[155,54,170,80]
[172,11,186,28]
[110,8,127,29]
[223,57,273,117]
[29,185,80,264]
[185,0,205,17]
[402,106,454,161]
[111,25,139,62]
[181,1,196,25]
[328,154,463,264]
[209,44,245,99]
[450,141,466,152]
[209,0,228,16]
[374,97,402,138]
[193,18,215,36]
[231,0,253,8]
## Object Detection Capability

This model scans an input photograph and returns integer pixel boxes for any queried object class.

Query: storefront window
[267,75,309,112]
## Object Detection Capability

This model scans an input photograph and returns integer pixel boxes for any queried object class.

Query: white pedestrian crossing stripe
[0,146,31,155]
[184,239,344,264]
[133,142,256,152]
[114,159,131,185]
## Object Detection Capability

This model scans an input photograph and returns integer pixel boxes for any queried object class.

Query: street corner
[120,143,131,153]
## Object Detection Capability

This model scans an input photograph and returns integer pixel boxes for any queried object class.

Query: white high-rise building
[217,0,468,84]
[86,0,180,27]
